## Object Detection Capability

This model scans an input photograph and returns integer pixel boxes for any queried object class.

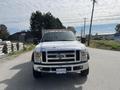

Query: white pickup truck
[32,31,90,78]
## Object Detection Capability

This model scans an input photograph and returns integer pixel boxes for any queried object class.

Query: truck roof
[42,29,73,36]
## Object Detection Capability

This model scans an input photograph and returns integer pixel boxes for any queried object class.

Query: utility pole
[83,18,86,37]
[81,27,83,38]
[87,0,96,46]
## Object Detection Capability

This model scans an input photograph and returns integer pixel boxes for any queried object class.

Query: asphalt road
[0,48,120,90]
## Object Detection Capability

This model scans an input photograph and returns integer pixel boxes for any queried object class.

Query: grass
[90,40,120,51]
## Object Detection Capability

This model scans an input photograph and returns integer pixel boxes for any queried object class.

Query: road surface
[0,48,120,90]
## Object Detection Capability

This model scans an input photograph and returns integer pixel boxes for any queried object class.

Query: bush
[23,44,35,51]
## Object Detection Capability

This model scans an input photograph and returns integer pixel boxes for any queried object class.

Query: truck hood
[35,41,86,52]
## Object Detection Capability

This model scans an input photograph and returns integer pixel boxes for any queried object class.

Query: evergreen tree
[30,11,65,39]
[115,24,120,33]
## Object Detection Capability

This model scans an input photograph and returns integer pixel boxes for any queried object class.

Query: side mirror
[81,37,86,43]
[76,38,80,41]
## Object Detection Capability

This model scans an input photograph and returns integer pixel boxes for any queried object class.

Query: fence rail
[0,45,4,55]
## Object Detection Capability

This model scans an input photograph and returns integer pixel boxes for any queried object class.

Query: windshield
[41,31,76,42]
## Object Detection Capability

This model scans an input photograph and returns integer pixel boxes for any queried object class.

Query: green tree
[43,12,65,29]
[30,11,43,39]
[115,24,120,33]
[0,24,9,40]
[30,11,65,39]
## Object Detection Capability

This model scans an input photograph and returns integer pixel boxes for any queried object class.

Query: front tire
[33,68,42,79]
[80,68,89,76]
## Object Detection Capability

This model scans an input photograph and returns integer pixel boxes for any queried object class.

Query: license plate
[56,68,66,74]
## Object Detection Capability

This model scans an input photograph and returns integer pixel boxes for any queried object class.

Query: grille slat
[47,51,75,53]
[48,59,74,62]
[42,52,46,62]
[76,50,80,61]
[48,57,75,60]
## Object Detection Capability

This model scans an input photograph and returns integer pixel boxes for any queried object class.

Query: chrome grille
[42,50,81,63]
[46,50,76,63]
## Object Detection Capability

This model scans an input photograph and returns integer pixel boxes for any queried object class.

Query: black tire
[80,68,89,76]
[31,53,34,62]
[33,68,42,79]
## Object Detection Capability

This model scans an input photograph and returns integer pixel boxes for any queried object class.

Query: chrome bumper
[33,62,89,74]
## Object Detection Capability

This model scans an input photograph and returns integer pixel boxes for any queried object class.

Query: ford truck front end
[32,31,90,78]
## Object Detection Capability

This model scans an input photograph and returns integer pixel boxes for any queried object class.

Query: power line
[62,17,120,24]
[62,17,120,22]
[1,14,120,24]
[61,14,120,20]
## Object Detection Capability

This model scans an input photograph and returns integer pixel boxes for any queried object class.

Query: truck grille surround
[42,50,80,63]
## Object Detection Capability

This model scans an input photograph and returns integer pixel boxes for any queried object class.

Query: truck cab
[32,31,90,78]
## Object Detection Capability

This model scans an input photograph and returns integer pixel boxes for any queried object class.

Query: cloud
[0,0,120,33]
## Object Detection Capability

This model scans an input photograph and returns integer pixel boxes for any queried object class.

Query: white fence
[18,43,24,51]
[12,43,17,52]
[0,45,4,55]
[0,41,24,55]
[3,41,12,54]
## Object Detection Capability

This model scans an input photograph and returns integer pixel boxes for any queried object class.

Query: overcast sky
[0,0,120,33]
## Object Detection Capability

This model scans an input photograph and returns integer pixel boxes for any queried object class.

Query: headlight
[81,50,88,61]
[34,52,42,63]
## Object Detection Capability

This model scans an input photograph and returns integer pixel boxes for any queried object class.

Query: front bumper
[33,61,89,74]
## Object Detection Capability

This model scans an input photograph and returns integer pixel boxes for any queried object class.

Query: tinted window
[41,31,76,42]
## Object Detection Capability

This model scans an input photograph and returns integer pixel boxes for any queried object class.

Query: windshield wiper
[59,40,74,41]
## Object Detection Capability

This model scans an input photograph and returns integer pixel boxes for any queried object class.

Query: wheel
[33,68,42,79]
[80,68,89,76]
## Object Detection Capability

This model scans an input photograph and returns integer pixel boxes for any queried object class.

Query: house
[9,31,33,42]
[114,33,120,42]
